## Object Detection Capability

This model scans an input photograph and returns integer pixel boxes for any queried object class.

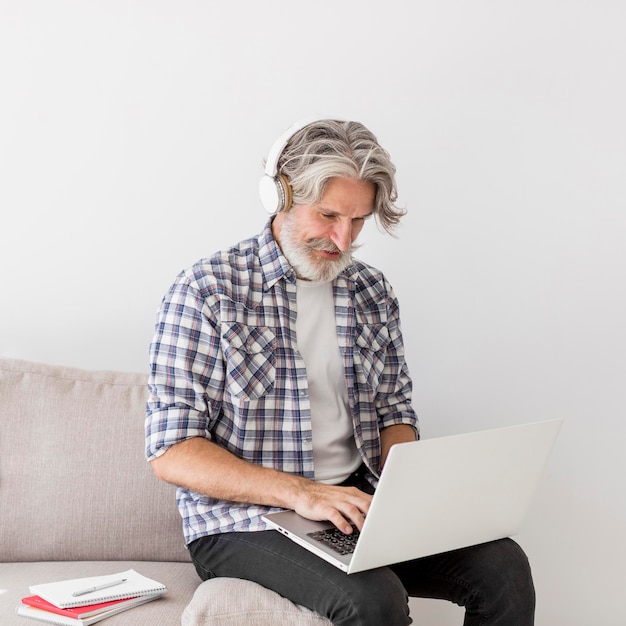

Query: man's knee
[463,538,535,624]
[330,568,411,626]
[490,539,535,605]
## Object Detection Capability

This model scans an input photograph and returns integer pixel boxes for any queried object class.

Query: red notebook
[21,595,141,619]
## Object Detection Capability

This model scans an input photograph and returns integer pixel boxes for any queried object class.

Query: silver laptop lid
[348,418,562,573]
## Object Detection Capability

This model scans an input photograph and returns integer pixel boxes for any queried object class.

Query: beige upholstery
[0,359,186,563]
[0,358,331,625]
[183,578,332,625]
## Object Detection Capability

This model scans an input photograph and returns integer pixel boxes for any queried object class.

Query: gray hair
[277,120,405,234]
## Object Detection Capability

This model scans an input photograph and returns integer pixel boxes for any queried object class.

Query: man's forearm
[150,436,304,508]
[149,436,373,533]
[380,423,417,468]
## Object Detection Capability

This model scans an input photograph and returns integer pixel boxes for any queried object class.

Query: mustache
[305,238,361,256]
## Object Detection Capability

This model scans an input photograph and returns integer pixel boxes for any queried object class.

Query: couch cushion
[182,578,333,625]
[0,358,189,562]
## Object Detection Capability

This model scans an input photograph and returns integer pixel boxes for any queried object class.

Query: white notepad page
[29,569,167,608]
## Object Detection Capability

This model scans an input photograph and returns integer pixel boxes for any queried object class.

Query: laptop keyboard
[307,526,361,555]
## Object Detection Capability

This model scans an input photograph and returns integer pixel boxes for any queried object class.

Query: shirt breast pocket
[354,323,389,391]
[222,323,276,400]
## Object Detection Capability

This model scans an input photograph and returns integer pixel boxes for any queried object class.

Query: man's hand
[290,481,372,534]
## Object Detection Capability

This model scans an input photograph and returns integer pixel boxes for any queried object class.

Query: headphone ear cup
[259,173,293,214]
[277,174,293,212]
[261,116,344,214]
[258,174,281,214]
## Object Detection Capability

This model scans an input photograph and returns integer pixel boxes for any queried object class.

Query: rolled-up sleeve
[145,276,224,461]
[375,290,419,436]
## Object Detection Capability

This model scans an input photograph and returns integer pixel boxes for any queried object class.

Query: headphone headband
[259,116,347,214]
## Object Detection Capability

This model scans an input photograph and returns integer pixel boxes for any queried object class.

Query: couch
[0,358,332,625]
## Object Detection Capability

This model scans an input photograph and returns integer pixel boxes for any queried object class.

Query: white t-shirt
[295,279,362,484]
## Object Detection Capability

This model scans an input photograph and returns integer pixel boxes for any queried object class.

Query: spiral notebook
[17,595,158,626]
[28,569,167,609]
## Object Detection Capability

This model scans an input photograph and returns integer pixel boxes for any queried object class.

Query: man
[145,118,535,625]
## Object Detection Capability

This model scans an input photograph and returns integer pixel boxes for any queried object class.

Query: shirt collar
[258,218,296,290]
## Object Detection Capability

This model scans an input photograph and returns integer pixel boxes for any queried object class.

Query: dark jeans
[188,470,535,625]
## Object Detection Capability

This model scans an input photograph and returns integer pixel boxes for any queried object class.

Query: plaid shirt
[146,219,418,544]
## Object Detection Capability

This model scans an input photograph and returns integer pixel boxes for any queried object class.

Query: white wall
[1,1,624,623]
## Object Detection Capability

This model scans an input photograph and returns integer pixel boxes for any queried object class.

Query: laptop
[262,418,562,574]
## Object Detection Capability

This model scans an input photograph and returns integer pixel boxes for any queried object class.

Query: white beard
[279,215,357,282]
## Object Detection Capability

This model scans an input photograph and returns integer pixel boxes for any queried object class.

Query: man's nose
[331,221,353,252]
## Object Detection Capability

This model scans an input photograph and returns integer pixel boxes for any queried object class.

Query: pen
[71,578,127,597]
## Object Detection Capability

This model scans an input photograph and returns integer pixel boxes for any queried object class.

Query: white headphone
[259,116,346,214]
